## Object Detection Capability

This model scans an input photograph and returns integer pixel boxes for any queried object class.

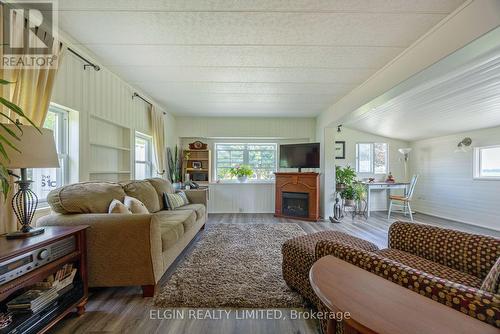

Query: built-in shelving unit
[88,115,132,182]
[182,150,211,185]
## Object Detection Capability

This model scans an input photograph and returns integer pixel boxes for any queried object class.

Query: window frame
[134,132,153,180]
[473,144,500,181]
[214,142,278,183]
[29,106,69,206]
[355,142,389,175]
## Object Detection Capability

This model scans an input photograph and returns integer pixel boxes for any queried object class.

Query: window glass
[215,143,277,181]
[28,106,69,203]
[135,133,152,179]
[475,146,500,179]
[356,143,388,174]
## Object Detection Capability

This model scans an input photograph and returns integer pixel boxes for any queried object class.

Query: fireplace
[274,172,319,221]
[282,192,309,218]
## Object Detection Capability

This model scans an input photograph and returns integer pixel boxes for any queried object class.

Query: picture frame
[192,161,202,169]
[335,141,346,159]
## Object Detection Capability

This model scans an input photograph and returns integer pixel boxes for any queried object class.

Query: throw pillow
[481,256,500,294]
[165,192,189,210]
[108,199,132,214]
[124,196,149,214]
[162,192,170,210]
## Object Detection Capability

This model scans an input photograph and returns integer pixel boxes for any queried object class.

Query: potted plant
[336,165,356,191]
[342,185,356,207]
[228,165,253,183]
[353,182,366,202]
[0,79,41,197]
[167,145,182,188]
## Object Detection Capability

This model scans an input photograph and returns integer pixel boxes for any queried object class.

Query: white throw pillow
[124,196,149,214]
[108,199,132,214]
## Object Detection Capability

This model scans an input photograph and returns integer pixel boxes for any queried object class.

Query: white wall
[177,117,315,141]
[335,127,409,210]
[410,126,500,231]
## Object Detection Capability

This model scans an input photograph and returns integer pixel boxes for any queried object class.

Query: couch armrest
[315,240,500,328]
[184,189,208,206]
[37,213,163,287]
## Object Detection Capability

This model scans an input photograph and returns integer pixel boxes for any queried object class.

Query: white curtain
[151,105,167,177]
[0,4,66,233]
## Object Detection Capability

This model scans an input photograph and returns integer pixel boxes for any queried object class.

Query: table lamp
[0,124,59,239]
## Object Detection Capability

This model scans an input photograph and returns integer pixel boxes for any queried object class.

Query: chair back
[406,174,419,199]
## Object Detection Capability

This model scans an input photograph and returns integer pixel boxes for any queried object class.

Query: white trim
[473,144,500,181]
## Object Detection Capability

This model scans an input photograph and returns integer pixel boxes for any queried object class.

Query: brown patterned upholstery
[482,256,500,294]
[313,222,500,328]
[282,231,379,334]
[388,222,500,279]
[376,249,483,288]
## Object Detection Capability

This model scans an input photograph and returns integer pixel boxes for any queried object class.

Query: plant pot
[344,199,355,207]
[237,176,248,183]
[336,183,346,192]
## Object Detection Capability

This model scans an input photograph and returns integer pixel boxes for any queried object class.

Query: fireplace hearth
[282,192,309,218]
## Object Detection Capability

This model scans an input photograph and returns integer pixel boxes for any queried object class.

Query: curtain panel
[0,4,66,233]
[151,105,167,177]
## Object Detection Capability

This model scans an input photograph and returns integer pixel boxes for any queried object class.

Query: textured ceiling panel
[60,11,445,46]
[57,0,465,117]
[59,0,464,13]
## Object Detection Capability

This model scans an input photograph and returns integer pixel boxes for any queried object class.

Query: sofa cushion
[153,212,185,251]
[124,196,149,214]
[175,203,206,221]
[147,178,174,209]
[47,181,126,214]
[120,180,160,213]
[481,256,500,294]
[375,248,483,288]
[108,199,131,214]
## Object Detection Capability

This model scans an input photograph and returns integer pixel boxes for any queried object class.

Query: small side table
[0,226,89,333]
[310,256,497,334]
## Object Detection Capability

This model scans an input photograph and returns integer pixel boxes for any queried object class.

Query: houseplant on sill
[228,165,253,183]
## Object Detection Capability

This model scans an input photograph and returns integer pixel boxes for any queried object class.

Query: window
[474,145,500,180]
[215,143,277,182]
[28,106,69,204]
[135,133,153,179]
[356,143,388,174]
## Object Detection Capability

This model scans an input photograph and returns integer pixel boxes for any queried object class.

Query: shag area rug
[154,223,306,308]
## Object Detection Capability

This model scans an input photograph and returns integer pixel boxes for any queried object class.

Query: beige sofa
[37,178,207,296]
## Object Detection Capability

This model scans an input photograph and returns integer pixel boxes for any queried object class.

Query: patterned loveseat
[283,222,500,331]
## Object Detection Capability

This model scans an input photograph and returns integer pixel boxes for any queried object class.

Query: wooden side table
[310,256,498,334]
[0,226,89,333]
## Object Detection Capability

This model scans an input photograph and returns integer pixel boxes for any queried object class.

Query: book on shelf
[6,264,78,314]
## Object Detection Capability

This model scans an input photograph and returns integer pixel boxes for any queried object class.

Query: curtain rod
[133,93,166,115]
[67,47,100,71]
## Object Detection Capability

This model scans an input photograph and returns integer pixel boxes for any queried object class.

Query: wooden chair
[387,175,419,222]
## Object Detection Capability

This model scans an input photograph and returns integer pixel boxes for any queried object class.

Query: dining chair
[387,175,419,222]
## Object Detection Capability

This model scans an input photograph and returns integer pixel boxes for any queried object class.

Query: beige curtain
[151,105,167,177]
[0,5,66,233]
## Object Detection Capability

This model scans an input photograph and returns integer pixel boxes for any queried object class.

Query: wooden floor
[49,212,499,334]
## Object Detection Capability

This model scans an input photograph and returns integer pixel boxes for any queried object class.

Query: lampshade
[0,124,60,169]
[398,148,412,155]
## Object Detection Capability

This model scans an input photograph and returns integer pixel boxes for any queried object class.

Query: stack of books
[6,264,77,314]
[6,288,58,313]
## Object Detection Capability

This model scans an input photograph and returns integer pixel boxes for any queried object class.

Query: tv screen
[279,143,320,169]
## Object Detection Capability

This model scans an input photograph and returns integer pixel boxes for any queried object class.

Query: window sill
[473,177,500,181]
[210,181,275,185]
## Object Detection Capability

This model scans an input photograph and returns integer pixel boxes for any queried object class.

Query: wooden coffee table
[310,256,499,334]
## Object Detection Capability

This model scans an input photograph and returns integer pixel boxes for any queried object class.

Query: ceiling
[57,0,465,117]
[342,27,500,141]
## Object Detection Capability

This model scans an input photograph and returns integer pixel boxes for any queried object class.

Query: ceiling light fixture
[337,125,342,133]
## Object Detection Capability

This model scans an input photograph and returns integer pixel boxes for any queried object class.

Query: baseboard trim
[414,210,499,232]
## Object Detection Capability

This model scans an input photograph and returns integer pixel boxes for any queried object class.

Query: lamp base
[6,227,45,239]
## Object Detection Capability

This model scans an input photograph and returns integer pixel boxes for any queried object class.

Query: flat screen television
[279,143,320,171]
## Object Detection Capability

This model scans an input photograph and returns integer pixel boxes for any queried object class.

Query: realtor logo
[2,0,59,69]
